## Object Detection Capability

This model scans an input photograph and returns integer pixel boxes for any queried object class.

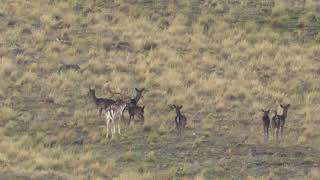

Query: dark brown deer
[123,88,145,125]
[169,104,187,135]
[261,109,270,143]
[88,88,115,117]
[128,105,145,125]
[271,103,290,141]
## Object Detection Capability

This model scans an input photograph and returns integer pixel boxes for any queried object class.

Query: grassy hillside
[1,0,320,179]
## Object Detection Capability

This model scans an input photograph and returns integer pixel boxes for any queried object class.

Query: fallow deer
[104,100,127,139]
[261,109,270,143]
[88,88,115,117]
[58,63,80,74]
[272,103,290,141]
[169,104,187,136]
[128,105,145,125]
[123,88,145,125]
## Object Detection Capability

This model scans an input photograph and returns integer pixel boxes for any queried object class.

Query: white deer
[104,100,127,139]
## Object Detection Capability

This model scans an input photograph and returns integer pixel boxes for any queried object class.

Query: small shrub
[0,106,17,125]
[145,151,156,162]
[120,151,138,162]
[299,12,317,26]
[147,131,160,143]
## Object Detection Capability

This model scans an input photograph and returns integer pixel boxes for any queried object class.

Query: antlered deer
[272,103,290,141]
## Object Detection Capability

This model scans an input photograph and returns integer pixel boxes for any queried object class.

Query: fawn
[169,105,187,135]
[261,109,270,143]
[272,103,290,141]
[128,105,145,125]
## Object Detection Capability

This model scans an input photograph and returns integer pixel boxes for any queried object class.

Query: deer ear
[287,104,290,107]
[135,88,139,91]
[280,104,284,108]
[179,105,183,109]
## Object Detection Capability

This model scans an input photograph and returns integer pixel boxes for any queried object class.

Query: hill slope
[1,0,320,179]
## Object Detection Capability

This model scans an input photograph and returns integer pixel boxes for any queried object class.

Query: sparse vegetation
[1,0,320,179]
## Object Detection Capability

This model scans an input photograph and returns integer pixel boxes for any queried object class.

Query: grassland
[1,0,320,179]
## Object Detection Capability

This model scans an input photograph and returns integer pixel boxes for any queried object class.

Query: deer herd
[88,86,290,143]
[261,103,290,143]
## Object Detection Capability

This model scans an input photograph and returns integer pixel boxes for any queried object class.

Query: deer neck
[282,109,288,120]
[176,111,182,117]
[91,92,98,103]
[134,94,141,103]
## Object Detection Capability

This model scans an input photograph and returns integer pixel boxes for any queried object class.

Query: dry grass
[1,0,320,179]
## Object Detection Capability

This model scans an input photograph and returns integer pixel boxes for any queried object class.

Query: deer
[88,88,116,117]
[128,105,145,125]
[271,103,290,142]
[261,109,270,143]
[123,88,145,125]
[169,104,187,136]
[58,63,80,74]
[104,100,128,139]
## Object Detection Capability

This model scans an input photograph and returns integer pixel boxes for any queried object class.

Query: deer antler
[104,84,130,102]
[168,104,175,110]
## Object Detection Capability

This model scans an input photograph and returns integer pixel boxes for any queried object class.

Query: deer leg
[106,120,109,139]
[99,107,103,117]
[266,125,269,142]
[118,122,121,135]
[280,125,284,139]
[130,114,135,125]
[121,111,127,126]
[273,126,276,140]
[112,123,116,139]
[276,128,279,143]
[107,119,112,139]
[263,125,267,143]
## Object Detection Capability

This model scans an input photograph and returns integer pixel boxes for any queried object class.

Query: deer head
[280,103,290,118]
[261,109,270,116]
[169,104,183,114]
[134,88,145,102]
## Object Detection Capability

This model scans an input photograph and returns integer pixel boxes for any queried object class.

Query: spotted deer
[261,109,270,143]
[272,103,290,141]
[104,100,127,139]
[88,88,115,117]
[169,104,187,135]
